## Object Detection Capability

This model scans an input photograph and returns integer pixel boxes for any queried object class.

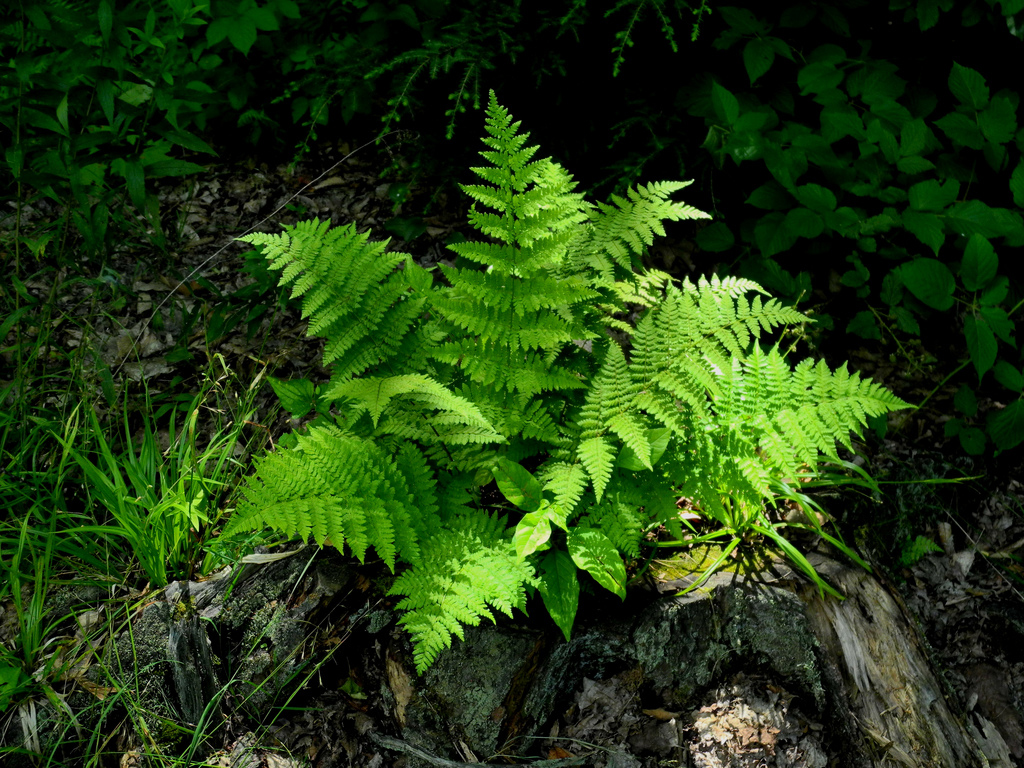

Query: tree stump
[6,544,995,767]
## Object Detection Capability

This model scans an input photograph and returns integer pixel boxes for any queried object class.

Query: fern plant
[221,91,910,673]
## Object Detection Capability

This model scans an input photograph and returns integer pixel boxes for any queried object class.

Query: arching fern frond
[389,512,536,673]
[239,220,431,381]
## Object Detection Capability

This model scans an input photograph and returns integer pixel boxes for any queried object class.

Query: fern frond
[239,220,430,381]
[223,427,432,568]
[389,513,535,673]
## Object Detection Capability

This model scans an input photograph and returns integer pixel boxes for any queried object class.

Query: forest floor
[7,139,1024,766]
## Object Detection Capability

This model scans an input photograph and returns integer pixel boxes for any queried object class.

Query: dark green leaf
[793,183,836,213]
[989,399,1024,450]
[979,307,1015,345]
[98,0,113,42]
[145,160,207,177]
[743,38,774,84]
[161,129,216,155]
[746,181,793,209]
[959,427,987,455]
[899,119,932,157]
[896,156,936,174]
[908,179,959,212]
[696,222,735,252]
[964,315,997,380]
[798,63,843,94]
[847,311,881,340]
[228,17,258,55]
[980,276,1009,306]
[711,82,740,125]
[493,457,543,512]
[979,97,1017,144]
[124,158,146,210]
[945,200,1003,238]
[718,6,767,34]
[1010,161,1024,208]
[538,549,579,641]
[899,258,955,310]
[820,104,864,142]
[892,307,921,335]
[949,62,989,110]
[785,207,824,238]
[268,376,315,418]
[780,5,816,27]
[960,234,997,291]
[754,212,798,257]
[994,362,1024,393]
[954,384,978,416]
[935,113,985,149]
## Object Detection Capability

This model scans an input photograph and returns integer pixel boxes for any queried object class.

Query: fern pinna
[226,91,909,673]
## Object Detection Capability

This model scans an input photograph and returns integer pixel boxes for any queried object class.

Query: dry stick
[111,130,406,378]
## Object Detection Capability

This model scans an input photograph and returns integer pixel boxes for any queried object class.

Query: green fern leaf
[389,513,535,673]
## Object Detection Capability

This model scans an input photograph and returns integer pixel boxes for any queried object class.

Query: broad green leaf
[866,119,899,163]
[954,384,978,417]
[935,113,985,150]
[960,234,997,291]
[493,457,543,512]
[567,528,627,599]
[754,213,798,257]
[980,276,1010,306]
[989,399,1024,450]
[617,428,671,470]
[746,181,793,210]
[718,6,766,34]
[899,258,955,310]
[994,362,1024,393]
[538,549,580,641]
[963,315,997,380]
[899,119,933,157]
[696,222,734,252]
[798,63,843,95]
[820,104,864,142]
[743,38,774,84]
[860,68,907,106]
[785,207,823,239]
[513,510,551,559]
[979,97,1017,145]
[959,427,987,455]
[793,183,836,213]
[1010,161,1024,208]
[846,310,881,340]
[824,207,860,236]
[268,375,316,418]
[711,82,740,125]
[892,307,920,335]
[228,17,258,55]
[897,156,936,174]
[908,179,959,212]
[945,200,1004,238]
[978,307,1014,345]
[949,62,989,110]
